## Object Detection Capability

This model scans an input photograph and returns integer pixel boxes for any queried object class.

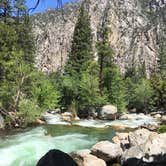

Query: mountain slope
[32,0,166,76]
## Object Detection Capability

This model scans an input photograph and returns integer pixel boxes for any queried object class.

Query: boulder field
[37,128,166,166]
[73,128,166,166]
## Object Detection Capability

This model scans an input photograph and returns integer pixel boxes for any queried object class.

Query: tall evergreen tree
[65,2,93,74]
[97,12,127,112]
[62,1,94,114]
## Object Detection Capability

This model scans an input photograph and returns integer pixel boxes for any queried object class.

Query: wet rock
[119,113,145,120]
[111,124,128,131]
[33,119,46,125]
[71,149,106,166]
[154,114,162,119]
[91,141,123,162]
[61,112,73,122]
[100,105,117,120]
[74,116,80,121]
[37,149,78,166]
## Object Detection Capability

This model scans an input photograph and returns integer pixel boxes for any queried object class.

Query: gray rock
[128,128,155,146]
[0,114,5,129]
[161,115,166,124]
[100,105,117,120]
[112,133,129,150]
[140,122,159,131]
[154,114,162,119]
[122,130,166,165]
[119,113,147,120]
[71,149,106,166]
[91,141,123,162]
[32,0,166,76]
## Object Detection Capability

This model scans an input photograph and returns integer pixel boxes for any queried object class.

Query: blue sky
[26,0,77,14]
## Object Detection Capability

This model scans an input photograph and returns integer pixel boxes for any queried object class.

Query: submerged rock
[36,149,78,166]
[91,141,123,163]
[119,113,148,120]
[100,105,118,120]
[111,124,128,131]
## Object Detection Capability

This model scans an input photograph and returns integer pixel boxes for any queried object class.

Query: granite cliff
[32,0,166,76]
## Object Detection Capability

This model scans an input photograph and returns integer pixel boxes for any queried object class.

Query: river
[0,125,116,166]
[0,114,157,166]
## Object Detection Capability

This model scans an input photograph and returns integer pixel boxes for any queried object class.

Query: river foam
[0,127,97,166]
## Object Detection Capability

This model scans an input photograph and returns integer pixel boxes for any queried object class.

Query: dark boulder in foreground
[36,149,78,166]
[122,154,166,166]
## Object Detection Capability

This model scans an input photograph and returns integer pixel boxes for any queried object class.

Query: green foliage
[79,61,107,109]
[104,66,127,112]
[132,79,154,112]
[61,2,96,114]
[97,24,127,112]
[18,99,41,124]
[150,74,166,111]
[30,72,60,110]
[159,45,166,78]
[0,0,60,126]
[158,125,166,133]
[65,3,93,74]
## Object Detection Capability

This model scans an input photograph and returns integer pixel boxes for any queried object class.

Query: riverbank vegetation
[0,0,166,128]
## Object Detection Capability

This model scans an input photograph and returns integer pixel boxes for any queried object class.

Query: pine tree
[0,0,12,23]
[62,1,93,114]
[79,61,107,110]
[65,2,93,75]
[97,16,127,112]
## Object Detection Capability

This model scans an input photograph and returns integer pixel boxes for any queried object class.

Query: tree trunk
[99,54,104,96]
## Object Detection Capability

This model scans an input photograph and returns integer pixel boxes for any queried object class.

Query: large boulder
[36,149,78,166]
[0,114,5,129]
[100,105,117,120]
[91,141,123,163]
[71,149,106,166]
[122,130,166,166]
[128,128,155,146]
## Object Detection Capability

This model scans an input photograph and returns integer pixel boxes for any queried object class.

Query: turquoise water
[0,125,116,166]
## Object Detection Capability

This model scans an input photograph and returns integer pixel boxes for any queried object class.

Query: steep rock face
[32,0,166,75]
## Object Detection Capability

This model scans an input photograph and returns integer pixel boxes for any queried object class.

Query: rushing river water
[0,125,116,166]
[0,114,157,166]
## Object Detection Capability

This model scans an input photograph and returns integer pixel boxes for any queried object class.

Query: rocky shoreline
[70,128,166,166]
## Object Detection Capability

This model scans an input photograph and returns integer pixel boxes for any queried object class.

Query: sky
[26,0,77,14]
